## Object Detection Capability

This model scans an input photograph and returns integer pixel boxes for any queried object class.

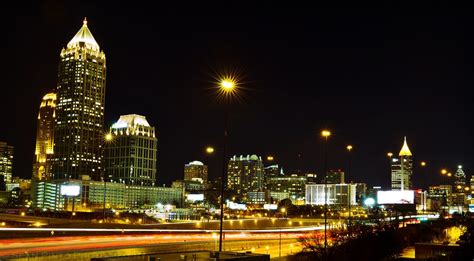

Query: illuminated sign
[226,201,247,210]
[60,185,80,197]
[377,190,414,204]
[364,197,375,207]
[263,204,278,210]
[187,194,204,201]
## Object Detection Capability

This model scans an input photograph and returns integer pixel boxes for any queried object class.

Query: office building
[268,174,307,201]
[227,154,264,203]
[33,175,183,211]
[184,161,208,183]
[0,142,14,189]
[305,183,356,206]
[454,165,467,193]
[105,114,157,186]
[325,169,345,184]
[33,92,56,181]
[52,19,107,181]
[391,137,413,190]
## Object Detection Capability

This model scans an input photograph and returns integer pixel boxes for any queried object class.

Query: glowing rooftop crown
[112,114,151,129]
[399,136,412,156]
[67,18,100,51]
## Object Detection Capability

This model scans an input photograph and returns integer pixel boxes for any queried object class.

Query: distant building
[453,165,467,193]
[325,169,345,184]
[268,174,307,201]
[428,185,451,209]
[32,176,183,211]
[263,164,283,190]
[305,183,356,206]
[105,114,157,186]
[354,183,368,204]
[52,19,107,181]
[470,176,474,192]
[33,92,56,181]
[0,142,14,189]
[227,155,264,203]
[391,137,413,190]
[184,161,208,183]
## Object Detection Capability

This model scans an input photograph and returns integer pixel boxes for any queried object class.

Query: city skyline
[2,4,473,189]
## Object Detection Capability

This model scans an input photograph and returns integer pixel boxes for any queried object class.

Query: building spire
[399,136,412,156]
[66,18,100,51]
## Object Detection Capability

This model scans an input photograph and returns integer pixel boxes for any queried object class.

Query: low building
[305,183,356,206]
[32,176,183,211]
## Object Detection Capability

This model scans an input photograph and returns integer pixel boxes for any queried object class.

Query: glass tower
[391,137,413,190]
[105,114,157,186]
[0,142,14,188]
[33,92,56,180]
[52,18,106,181]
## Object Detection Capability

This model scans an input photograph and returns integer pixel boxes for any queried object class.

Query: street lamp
[321,129,331,257]
[346,145,353,227]
[103,132,113,222]
[206,146,215,154]
[217,77,237,253]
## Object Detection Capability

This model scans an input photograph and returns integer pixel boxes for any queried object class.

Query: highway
[0,231,309,260]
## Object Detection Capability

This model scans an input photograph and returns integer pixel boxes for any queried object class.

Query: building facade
[0,142,14,189]
[52,19,107,181]
[33,92,56,181]
[227,154,264,203]
[325,169,345,184]
[105,114,157,186]
[268,174,307,201]
[305,183,356,206]
[184,161,208,183]
[33,176,183,211]
[391,137,413,190]
[454,165,467,193]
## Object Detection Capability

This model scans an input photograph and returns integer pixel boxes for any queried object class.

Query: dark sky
[2,2,473,189]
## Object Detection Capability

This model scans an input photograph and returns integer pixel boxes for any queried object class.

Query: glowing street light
[420,161,427,167]
[441,169,448,175]
[205,146,215,154]
[220,79,235,90]
[387,152,393,158]
[321,129,331,257]
[267,155,274,161]
[447,173,452,177]
[105,133,113,142]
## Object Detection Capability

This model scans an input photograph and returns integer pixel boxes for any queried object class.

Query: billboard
[226,201,247,210]
[377,190,414,204]
[60,184,81,197]
[263,204,278,210]
[186,194,204,202]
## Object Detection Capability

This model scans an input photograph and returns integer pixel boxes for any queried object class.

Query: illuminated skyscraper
[391,137,413,190]
[184,161,208,183]
[33,92,56,180]
[0,142,14,188]
[453,165,467,193]
[51,18,106,181]
[227,154,264,202]
[105,114,157,186]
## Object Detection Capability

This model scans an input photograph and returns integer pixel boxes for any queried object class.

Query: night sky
[2,2,473,189]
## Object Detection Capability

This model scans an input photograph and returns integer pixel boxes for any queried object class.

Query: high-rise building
[184,161,208,183]
[52,19,106,181]
[454,165,467,193]
[33,92,56,181]
[470,176,474,192]
[227,154,264,203]
[325,169,345,184]
[105,114,157,186]
[263,164,283,190]
[0,142,14,189]
[391,137,413,190]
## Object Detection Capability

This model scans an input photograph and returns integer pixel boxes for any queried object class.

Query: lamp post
[218,78,236,253]
[103,132,113,223]
[279,207,286,260]
[346,145,353,228]
[321,130,331,257]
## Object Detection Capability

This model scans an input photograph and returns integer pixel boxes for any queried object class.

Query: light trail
[0,225,324,233]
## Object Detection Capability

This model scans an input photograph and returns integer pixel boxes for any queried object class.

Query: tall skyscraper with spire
[391,137,413,190]
[51,18,106,181]
[33,92,56,180]
[454,165,467,193]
